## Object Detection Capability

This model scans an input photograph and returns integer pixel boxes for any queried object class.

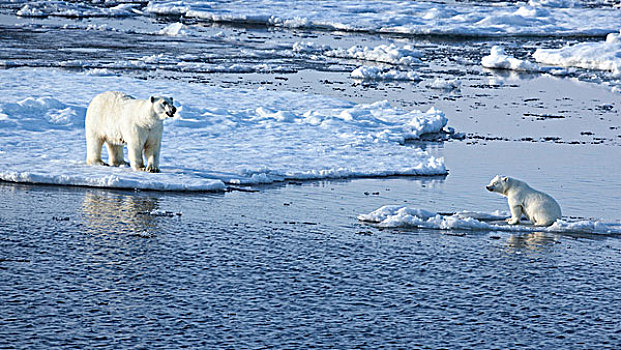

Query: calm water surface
[1,180,620,349]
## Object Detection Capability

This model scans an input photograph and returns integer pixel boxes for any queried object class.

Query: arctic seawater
[2,183,621,349]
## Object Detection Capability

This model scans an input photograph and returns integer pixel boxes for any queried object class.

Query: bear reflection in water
[81,190,160,235]
[504,232,559,254]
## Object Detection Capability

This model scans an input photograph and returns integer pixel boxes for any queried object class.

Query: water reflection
[504,232,559,254]
[81,190,161,236]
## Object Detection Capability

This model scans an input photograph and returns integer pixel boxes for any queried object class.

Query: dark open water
[2,182,621,349]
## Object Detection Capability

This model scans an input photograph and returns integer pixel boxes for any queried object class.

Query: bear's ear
[502,176,508,182]
[170,97,173,103]
[150,96,155,103]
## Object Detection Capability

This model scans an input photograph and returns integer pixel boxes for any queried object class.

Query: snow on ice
[533,29,621,75]
[144,0,621,37]
[0,69,452,191]
[350,66,421,81]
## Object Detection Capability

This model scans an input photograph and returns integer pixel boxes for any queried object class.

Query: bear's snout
[486,185,493,192]
[166,106,177,117]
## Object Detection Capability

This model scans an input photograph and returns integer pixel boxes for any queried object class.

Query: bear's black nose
[486,185,493,191]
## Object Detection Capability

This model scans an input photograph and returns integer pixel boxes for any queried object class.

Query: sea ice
[359,205,621,234]
[428,78,461,90]
[17,2,139,18]
[350,66,421,81]
[533,30,621,75]
[482,46,543,72]
[0,68,452,191]
[325,44,422,65]
[159,22,193,36]
[145,1,621,37]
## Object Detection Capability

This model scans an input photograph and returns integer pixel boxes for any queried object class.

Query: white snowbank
[0,68,452,191]
[351,66,421,81]
[359,205,621,235]
[533,30,621,74]
[145,1,621,37]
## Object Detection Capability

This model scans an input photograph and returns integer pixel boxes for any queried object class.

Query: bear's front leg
[144,139,161,173]
[127,142,145,171]
[507,204,522,225]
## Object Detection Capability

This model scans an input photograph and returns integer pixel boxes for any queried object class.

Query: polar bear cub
[486,175,561,226]
[85,91,176,172]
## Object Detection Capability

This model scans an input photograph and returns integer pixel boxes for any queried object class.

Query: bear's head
[150,96,177,120]
[486,175,510,194]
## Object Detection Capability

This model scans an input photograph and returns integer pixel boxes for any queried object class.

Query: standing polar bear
[486,175,562,226]
[85,91,176,173]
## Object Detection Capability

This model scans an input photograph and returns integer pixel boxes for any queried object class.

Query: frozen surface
[359,205,621,234]
[428,78,461,90]
[144,0,621,37]
[16,2,140,18]
[482,45,544,72]
[350,65,421,81]
[325,44,422,65]
[0,68,450,190]
[533,29,621,74]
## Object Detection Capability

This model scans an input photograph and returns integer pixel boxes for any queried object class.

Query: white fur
[85,91,176,172]
[486,175,562,226]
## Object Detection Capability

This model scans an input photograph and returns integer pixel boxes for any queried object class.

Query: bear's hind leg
[86,136,106,166]
[106,142,128,167]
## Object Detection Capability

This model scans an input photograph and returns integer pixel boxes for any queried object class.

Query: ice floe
[533,30,621,75]
[0,68,452,191]
[144,1,621,37]
[428,78,461,90]
[351,66,421,81]
[482,46,543,72]
[17,2,140,18]
[325,44,422,65]
[359,205,621,235]
[10,1,620,37]
[159,22,193,36]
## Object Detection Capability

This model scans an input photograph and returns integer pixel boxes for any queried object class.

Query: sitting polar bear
[85,91,176,172]
[486,175,561,226]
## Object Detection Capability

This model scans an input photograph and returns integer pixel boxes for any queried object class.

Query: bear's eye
[163,101,168,106]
